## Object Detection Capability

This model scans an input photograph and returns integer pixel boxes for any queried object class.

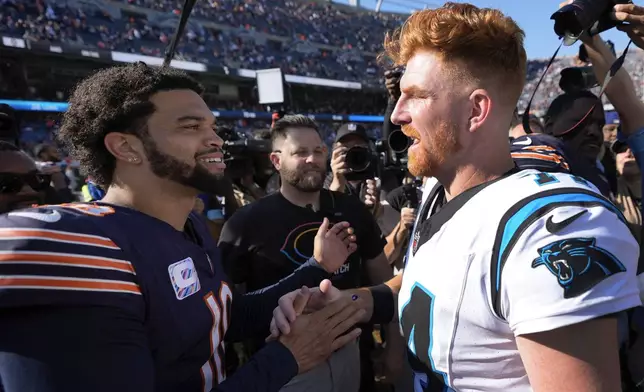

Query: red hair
[383,3,527,104]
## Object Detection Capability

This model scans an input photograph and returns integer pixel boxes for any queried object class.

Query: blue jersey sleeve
[0,206,143,308]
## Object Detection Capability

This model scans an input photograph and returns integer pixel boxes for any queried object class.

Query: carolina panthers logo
[532,238,626,299]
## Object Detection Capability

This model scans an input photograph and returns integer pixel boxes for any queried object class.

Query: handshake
[267,279,366,375]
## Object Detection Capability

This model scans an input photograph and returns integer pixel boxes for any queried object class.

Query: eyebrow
[401,85,435,99]
[176,115,208,123]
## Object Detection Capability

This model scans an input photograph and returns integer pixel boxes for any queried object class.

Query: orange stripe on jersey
[511,152,570,170]
[0,252,135,274]
[0,228,120,249]
[522,145,557,152]
[0,276,141,294]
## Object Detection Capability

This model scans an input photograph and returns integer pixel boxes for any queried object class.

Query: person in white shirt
[269,3,641,391]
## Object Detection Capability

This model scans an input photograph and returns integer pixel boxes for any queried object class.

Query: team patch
[531,237,626,298]
[168,257,201,300]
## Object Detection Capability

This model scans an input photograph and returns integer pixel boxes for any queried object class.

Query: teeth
[200,157,222,163]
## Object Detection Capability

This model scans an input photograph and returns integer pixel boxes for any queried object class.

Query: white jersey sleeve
[492,187,642,336]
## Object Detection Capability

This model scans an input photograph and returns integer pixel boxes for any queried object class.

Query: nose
[209,127,224,149]
[390,98,410,126]
[305,153,316,164]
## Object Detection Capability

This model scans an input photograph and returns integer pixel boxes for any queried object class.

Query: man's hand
[330,144,348,189]
[268,279,343,339]
[614,4,644,50]
[400,207,416,229]
[278,295,364,374]
[384,68,403,101]
[363,178,381,209]
[313,218,357,273]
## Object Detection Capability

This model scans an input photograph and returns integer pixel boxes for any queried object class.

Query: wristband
[367,284,395,324]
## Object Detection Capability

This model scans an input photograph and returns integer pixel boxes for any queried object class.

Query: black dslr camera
[559,40,617,93]
[552,0,632,43]
[344,146,378,181]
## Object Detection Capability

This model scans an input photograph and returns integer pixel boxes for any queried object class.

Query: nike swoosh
[545,210,587,234]
[513,137,532,146]
[8,210,62,223]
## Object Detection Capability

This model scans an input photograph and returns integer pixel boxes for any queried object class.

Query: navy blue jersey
[0,202,319,392]
[510,134,611,197]
[510,134,571,173]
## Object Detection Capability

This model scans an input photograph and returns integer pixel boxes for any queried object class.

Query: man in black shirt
[219,115,402,391]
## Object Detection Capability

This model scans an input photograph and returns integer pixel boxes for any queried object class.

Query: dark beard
[141,134,224,195]
[280,166,325,193]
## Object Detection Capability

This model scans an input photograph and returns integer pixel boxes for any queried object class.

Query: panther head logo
[532,237,626,299]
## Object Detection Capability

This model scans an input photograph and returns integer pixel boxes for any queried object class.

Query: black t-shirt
[218,189,387,293]
[385,185,423,213]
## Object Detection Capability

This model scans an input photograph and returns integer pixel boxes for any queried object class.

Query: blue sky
[333,0,633,58]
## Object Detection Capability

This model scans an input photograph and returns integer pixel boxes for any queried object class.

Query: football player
[0,63,366,392]
[269,4,641,391]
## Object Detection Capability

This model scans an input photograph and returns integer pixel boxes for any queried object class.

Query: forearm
[584,36,644,135]
[214,342,297,392]
[367,253,394,285]
[227,258,330,340]
[342,274,402,325]
[328,178,345,192]
[384,222,409,265]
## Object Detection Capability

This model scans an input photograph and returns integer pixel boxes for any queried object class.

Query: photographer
[382,177,424,269]
[326,123,381,214]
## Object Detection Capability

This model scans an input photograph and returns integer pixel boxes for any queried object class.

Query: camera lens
[388,130,411,153]
[345,146,371,172]
[552,0,622,43]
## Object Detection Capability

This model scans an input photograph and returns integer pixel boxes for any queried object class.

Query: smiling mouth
[198,157,224,164]
[553,259,572,281]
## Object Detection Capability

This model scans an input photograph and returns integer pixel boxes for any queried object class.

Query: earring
[128,157,138,163]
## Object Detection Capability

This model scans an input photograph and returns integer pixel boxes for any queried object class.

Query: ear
[468,89,492,133]
[104,132,143,165]
[269,152,281,170]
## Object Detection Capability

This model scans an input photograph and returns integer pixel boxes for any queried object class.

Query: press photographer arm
[614,3,644,49]
[580,34,644,136]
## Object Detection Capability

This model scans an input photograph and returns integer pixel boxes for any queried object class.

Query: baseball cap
[544,91,605,137]
[605,111,620,126]
[335,123,369,143]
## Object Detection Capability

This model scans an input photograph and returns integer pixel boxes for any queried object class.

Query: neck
[439,145,515,201]
[102,175,197,231]
[280,182,320,210]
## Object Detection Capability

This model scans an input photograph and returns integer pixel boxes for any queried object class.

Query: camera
[559,66,598,92]
[552,0,632,44]
[344,146,378,181]
[218,124,274,181]
[387,130,411,153]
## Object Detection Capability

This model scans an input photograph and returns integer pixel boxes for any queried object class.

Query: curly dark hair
[57,62,204,187]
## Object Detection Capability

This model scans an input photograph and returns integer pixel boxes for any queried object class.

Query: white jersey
[399,169,641,392]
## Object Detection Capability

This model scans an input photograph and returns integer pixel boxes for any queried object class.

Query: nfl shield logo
[412,230,421,256]
[168,257,201,300]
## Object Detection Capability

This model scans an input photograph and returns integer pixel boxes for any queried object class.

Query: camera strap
[522,38,633,136]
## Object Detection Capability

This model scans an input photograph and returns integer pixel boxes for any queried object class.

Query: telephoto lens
[551,0,631,45]
[345,146,371,172]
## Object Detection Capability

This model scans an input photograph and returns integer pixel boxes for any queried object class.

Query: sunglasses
[0,173,52,194]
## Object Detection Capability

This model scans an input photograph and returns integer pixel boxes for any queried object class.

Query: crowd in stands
[1,0,643,115]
